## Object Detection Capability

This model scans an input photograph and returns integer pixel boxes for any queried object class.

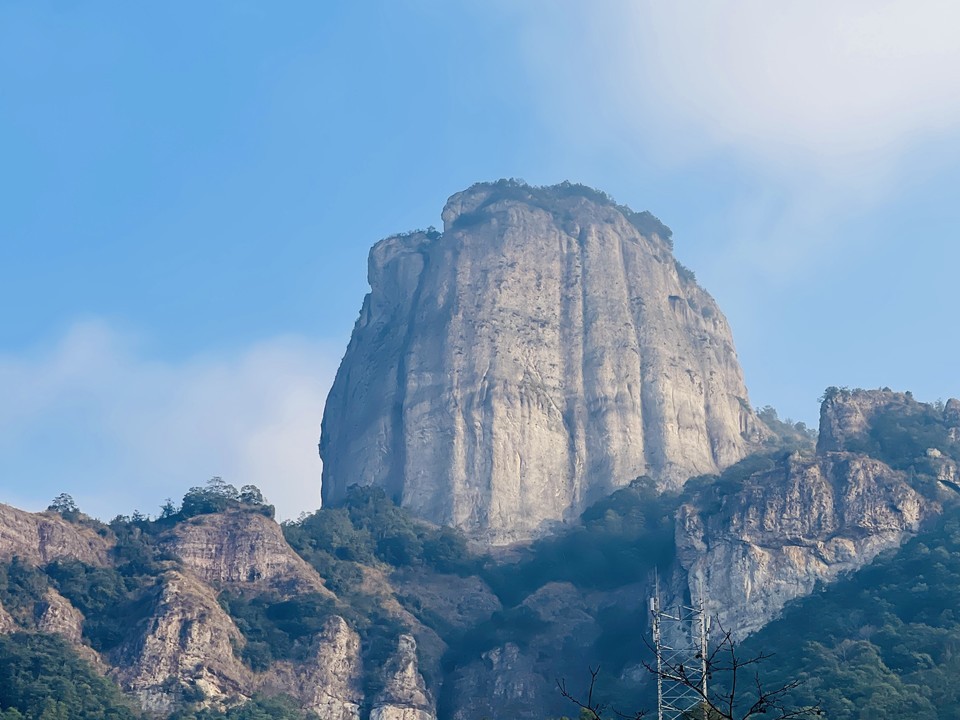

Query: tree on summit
[47,493,79,518]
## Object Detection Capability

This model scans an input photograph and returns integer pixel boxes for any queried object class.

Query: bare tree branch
[562,616,821,720]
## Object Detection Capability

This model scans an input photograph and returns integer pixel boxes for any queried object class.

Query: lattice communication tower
[649,583,710,720]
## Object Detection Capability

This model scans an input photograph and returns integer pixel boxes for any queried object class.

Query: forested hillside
[1,393,958,719]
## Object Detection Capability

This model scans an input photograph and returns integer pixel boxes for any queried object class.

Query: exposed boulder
[36,587,86,644]
[0,600,15,634]
[677,450,934,637]
[266,615,363,720]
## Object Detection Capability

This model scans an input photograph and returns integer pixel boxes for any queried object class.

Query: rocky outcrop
[0,504,111,566]
[162,510,332,595]
[450,643,545,720]
[321,181,765,543]
[945,399,960,443]
[446,582,608,720]
[267,616,363,720]
[0,600,15,634]
[36,587,86,644]
[676,451,932,637]
[370,635,436,720]
[112,571,251,714]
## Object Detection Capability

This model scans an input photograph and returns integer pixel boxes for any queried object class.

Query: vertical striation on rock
[266,616,364,720]
[370,634,436,720]
[321,181,765,543]
[112,571,251,714]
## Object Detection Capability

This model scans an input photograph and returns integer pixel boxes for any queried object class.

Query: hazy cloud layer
[0,321,340,521]
[511,1,960,277]
[523,1,960,175]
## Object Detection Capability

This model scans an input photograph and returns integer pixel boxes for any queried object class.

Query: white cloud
[508,1,960,278]
[0,320,341,521]
[525,1,960,178]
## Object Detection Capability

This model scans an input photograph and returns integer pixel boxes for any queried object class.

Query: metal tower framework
[649,586,710,720]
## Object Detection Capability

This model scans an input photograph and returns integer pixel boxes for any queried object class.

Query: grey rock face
[321,182,764,543]
[370,635,435,720]
[162,510,333,595]
[0,600,15,634]
[36,588,86,644]
[676,451,932,638]
[0,504,111,566]
[112,570,251,714]
[267,616,363,720]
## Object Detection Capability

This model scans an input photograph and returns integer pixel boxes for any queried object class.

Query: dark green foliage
[673,259,696,283]
[481,477,677,607]
[179,478,274,521]
[284,486,477,577]
[218,592,339,669]
[861,403,959,470]
[444,604,551,668]
[0,558,49,625]
[0,632,141,720]
[108,518,176,577]
[740,507,960,719]
[281,489,449,698]
[757,405,818,452]
[449,179,673,246]
[44,559,158,653]
[47,493,80,521]
[171,693,316,720]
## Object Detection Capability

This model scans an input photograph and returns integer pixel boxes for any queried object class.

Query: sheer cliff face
[676,452,930,638]
[321,183,764,543]
[675,389,960,638]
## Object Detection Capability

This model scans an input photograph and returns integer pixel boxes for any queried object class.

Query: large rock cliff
[162,510,332,595]
[0,503,111,566]
[321,181,765,543]
[675,388,960,637]
[676,452,931,637]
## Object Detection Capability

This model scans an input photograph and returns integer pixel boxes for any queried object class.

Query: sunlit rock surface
[321,181,765,544]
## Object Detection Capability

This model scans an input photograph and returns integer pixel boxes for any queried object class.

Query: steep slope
[676,452,932,637]
[675,389,960,637]
[321,180,765,544]
[738,505,960,719]
[0,503,111,566]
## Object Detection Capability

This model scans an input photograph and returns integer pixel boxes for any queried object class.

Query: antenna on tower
[650,573,710,720]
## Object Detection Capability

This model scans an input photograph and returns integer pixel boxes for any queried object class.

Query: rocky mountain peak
[817,387,913,453]
[321,180,766,544]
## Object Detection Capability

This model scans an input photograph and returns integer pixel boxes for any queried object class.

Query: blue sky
[3,1,960,520]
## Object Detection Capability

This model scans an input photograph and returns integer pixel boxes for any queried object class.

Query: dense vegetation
[826,390,960,472]
[4,395,959,719]
[480,476,677,607]
[0,633,141,720]
[742,506,960,719]
[170,695,316,720]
